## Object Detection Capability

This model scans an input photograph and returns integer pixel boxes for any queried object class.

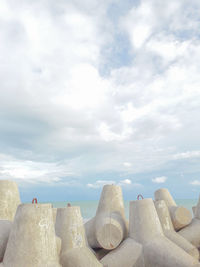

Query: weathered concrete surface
[129,199,164,244]
[154,200,174,231]
[154,200,199,260]
[85,185,127,250]
[165,230,199,260]
[0,220,12,262]
[179,218,200,248]
[3,203,61,267]
[179,195,200,249]
[56,236,61,257]
[143,236,200,267]
[100,238,145,267]
[56,206,102,267]
[93,248,109,260]
[154,188,192,230]
[0,180,21,221]
[130,198,200,267]
[53,208,57,225]
[192,206,197,217]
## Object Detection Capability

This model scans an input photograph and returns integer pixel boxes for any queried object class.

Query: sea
[50,199,197,220]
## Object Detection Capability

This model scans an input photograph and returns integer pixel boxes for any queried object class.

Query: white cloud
[123,162,132,167]
[172,151,200,160]
[87,180,115,189]
[0,153,77,186]
[0,0,200,190]
[87,179,142,189]
[119,179,132,185]
[152,176,167,183]
[190,180,200,186]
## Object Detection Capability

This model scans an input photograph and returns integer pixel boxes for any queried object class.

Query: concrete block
[85,185,127,250]
[0,180,21,221]
[100,238,145,267]
[0,220,12,262]
[155,188,192,230]
[3,203,60,267]
[55,206,102,267]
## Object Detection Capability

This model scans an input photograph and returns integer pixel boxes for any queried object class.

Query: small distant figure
[67,203,71,207]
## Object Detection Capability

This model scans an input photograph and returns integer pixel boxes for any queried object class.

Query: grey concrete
[94,248,109,260]
[154,200,199,260]
[192,206,196,217]
[56,236,61,257]
[55,206,102,267]
[85,185,127,250]
[130,198,200,267]
[3,203,61,267]
[53,208,57,225]
[61,247,102,267]
[0,180,21,221]
[155,188,192,230]
[100,238,145,267]
[0,220,12,262]
[143,235,200,267]
[129,199,164,244]
[179,218,200,248]
[179,195,200,249]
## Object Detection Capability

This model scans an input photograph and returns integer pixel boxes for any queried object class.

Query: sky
[0,0,200,202]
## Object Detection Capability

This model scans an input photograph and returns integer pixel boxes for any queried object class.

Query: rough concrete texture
[154,188,192,230]
[194,196,200,219]
[61,247,102,267]
[55,206,102,267]
[0,220,12,262]
[93,248,109,260]
[179,218,200,248]
[143,235,200,267]
[3,203,61,267]
[85,185,127,250]
[154,200,174,231]
[100,238,145,267]
[129,199,164,244]
[55,206,87,252]
[192,206,197,217]
[53,208,57,225]
[130,198,200,267]
[165,230,199,260]
[56,236,61,257]
[178,195,200,249]
[154,200,199,260]
[0,180,21,221]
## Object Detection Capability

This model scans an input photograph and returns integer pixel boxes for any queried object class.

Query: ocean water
[51,199,198,220]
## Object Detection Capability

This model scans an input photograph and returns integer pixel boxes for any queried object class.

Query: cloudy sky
[0,0,200,201]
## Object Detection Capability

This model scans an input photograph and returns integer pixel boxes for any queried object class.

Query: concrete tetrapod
[100,238,145,267]
[0,220,12,262]
[3,203,61,267]
[85,185,127,250]
[192,206,197,216]
[179,195,200,248]
[129,198,200,267]
[154,200,199,260]
[154,188,192,230]
[0,180,21,221]
[55,206,103,267]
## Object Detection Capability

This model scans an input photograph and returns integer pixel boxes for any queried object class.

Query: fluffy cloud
[190,180,200,186]
[152,176,167,183]
[87,179,142,189]
[0,0,200,198]
[172,151,200,160]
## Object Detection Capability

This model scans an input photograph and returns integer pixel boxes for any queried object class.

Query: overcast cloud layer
[1,0,200,201]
